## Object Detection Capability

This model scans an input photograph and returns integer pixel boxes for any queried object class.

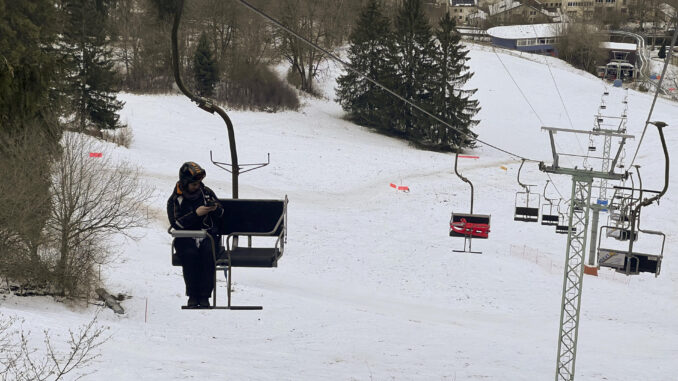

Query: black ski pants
[175,237,216,297]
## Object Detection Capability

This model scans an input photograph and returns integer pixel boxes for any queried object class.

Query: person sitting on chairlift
[166,162,225,309]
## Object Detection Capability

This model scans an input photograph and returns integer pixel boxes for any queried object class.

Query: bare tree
[0,311,109,381]
[556,23,608,74]
[45,133,151,296]
[275,0,352,94]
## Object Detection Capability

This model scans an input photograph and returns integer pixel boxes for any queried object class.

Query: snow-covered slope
[2,43,677,381]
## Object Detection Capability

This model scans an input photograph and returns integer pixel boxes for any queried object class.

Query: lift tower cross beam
[540,127,630,381]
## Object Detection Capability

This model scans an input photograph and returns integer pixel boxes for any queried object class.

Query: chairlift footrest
[453,249,482,254]
[181,306,263,310]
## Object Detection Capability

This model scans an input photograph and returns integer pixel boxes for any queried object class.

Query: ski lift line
[629,26,678,167]
[492,47,544,126]
[529,25,584,154]
[490,45,573,174]
[237,0,533,162]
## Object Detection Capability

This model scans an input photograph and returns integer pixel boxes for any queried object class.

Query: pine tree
[193,32,219,98]
[336,0,395,130]
[389,0,438,140]
[60,0,124,131]
[658,42,666,59]
[0,0,61,133]
[428,12,479,150]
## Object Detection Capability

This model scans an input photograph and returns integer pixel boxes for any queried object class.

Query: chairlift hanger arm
[517,159,532,192]
[171,0,240,198]
[454,153,475,214]
[635,124,670,210]
[629,165,643,255]
[543,180,554,204]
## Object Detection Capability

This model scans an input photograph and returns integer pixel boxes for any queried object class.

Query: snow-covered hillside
[2,43,677,381]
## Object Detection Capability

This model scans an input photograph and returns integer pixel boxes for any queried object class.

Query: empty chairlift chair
[449,153,490,254]
[596,122,670,277]
[555,202,577,234]
[514,160,540,222]
[541,180,560,226]
[598,225,664,276]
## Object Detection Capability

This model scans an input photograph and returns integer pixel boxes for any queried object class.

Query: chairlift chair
[541,180,560,226]
[168,3,289,309]
[555,202,577,234]
[514,160,540,222]
[595,122,670,277]
[169,196,288,310]
[449,153,490,254]
[597,226,664,276]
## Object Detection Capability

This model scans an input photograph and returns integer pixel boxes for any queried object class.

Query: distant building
[487,23,564,55]
[596,41,637,80]
[450,0,479,25]
[488,0,563,24]
[562,0,630,20]
[600,42,637,64]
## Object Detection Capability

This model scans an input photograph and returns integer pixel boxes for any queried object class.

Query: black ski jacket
[166,183,224,233]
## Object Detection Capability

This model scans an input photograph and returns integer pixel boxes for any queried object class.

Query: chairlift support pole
[587,204,603,267]
[540,126,629,381]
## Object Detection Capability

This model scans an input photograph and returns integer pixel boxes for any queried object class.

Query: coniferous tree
[0,0,63,287]
[429,12,479,150]
[193,32,219,97]
[389,0,438,140]
[60,0,124,131]
[0,0,61,134]
[336,0,395,129]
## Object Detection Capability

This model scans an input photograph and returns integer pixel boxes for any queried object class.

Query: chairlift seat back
[214,197,288,268]
[514,207,539,222]
[555,225,576,234]
[450,213,490,239]
[541,214,559,225]
[215,198,285,236]
[605,228,637,241]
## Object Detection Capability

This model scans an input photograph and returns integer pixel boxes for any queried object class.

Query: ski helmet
[179,161,206,189]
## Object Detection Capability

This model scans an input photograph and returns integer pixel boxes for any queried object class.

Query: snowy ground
[2,43,678,380]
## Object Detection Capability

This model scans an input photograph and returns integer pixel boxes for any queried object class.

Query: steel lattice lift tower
[539,126,633,381]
